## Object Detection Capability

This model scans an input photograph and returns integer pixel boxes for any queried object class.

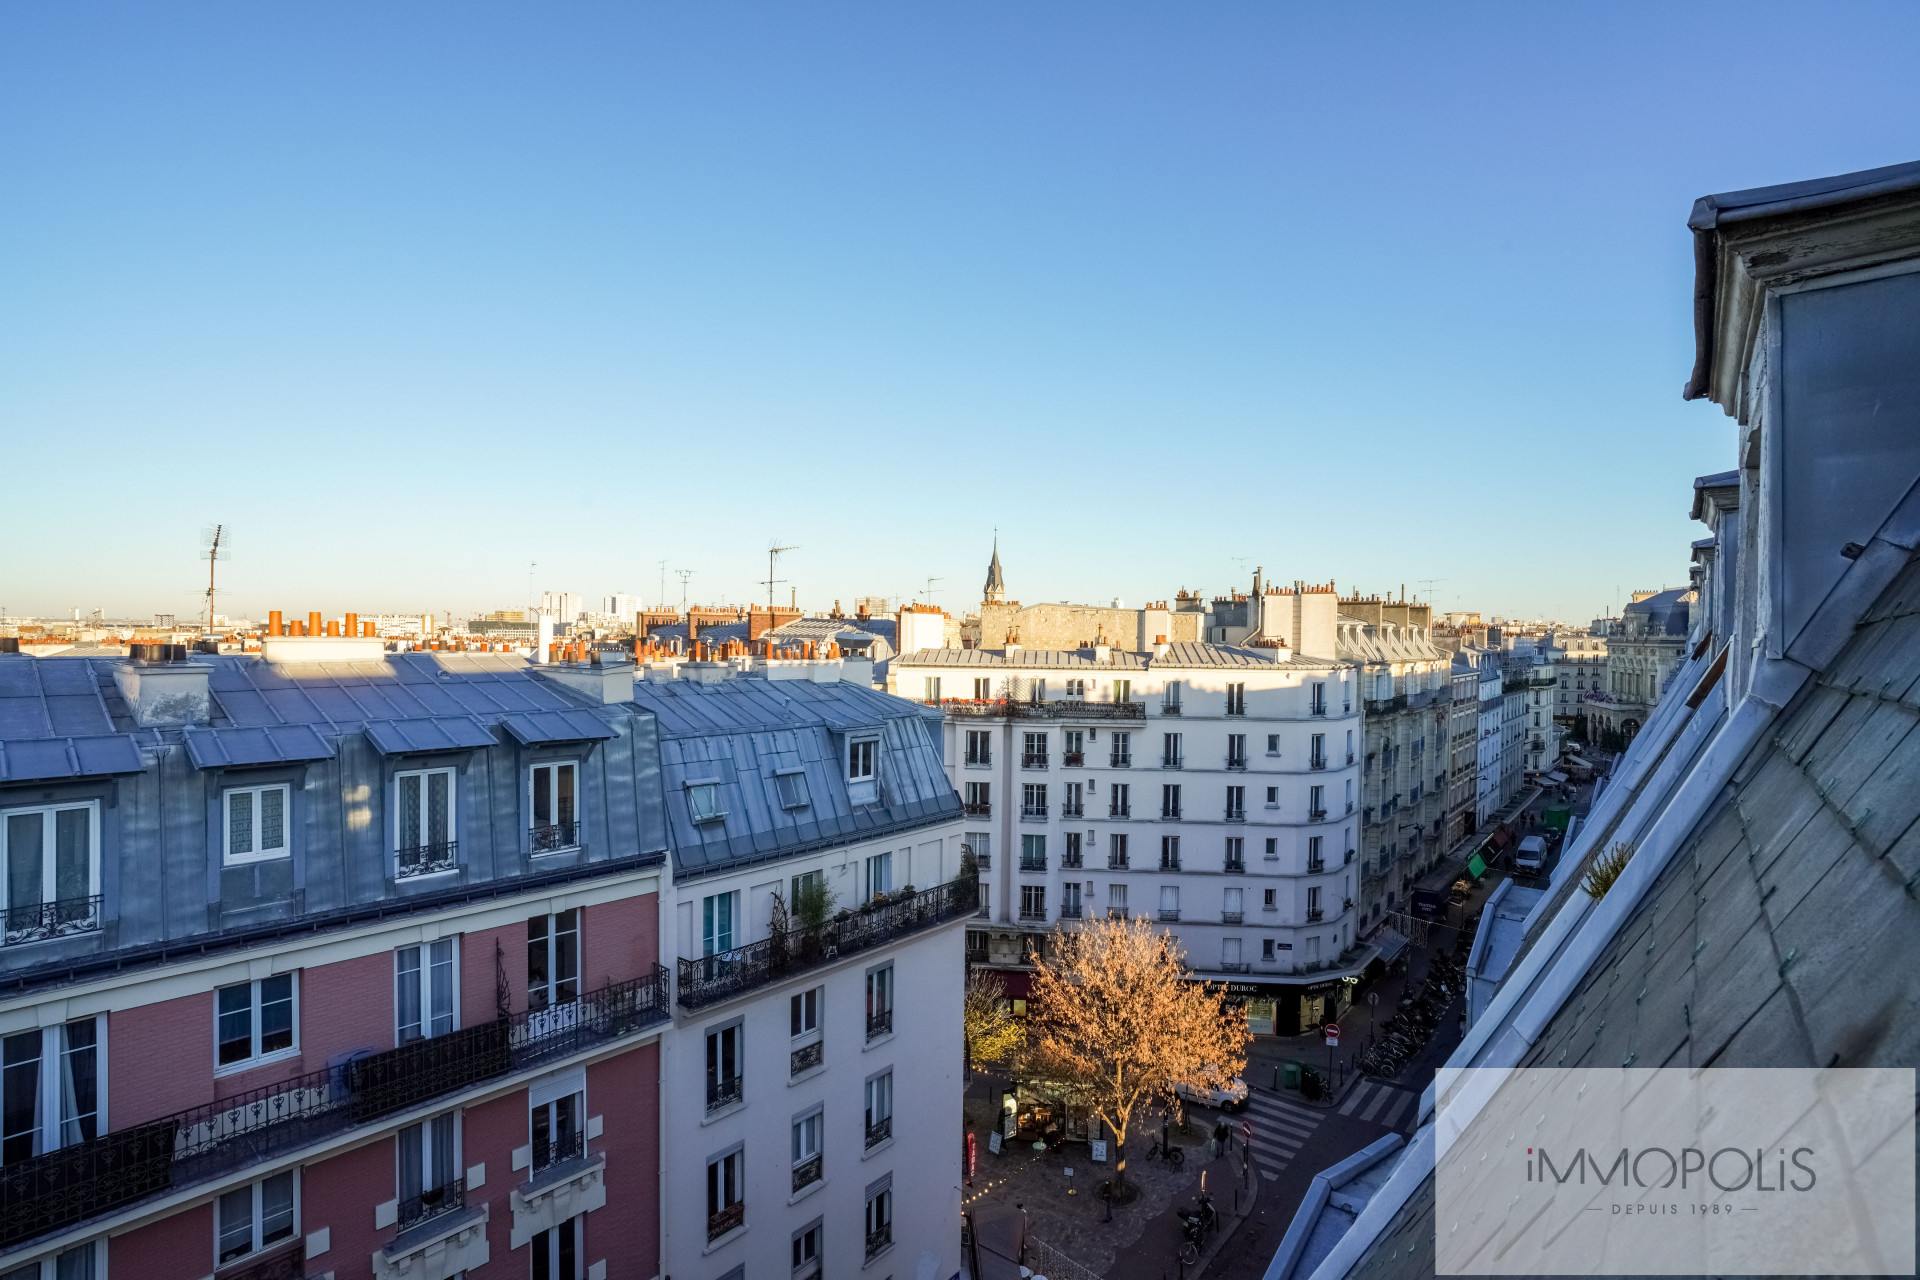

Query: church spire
[983,533,1007,605]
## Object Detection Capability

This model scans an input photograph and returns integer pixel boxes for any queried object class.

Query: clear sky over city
[3,3,1915,625]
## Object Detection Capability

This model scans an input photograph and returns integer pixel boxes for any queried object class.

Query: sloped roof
[1339,550,1920,1280]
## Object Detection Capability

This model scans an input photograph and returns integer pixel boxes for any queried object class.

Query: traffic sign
[1324,1023,1341,1047]
[1239,1119,1251,1144]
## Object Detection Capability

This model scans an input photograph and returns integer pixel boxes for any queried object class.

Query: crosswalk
[1338,1078,1419,1131]
[1235,1090,1326,1182]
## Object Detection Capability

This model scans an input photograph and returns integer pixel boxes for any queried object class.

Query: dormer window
[774,769,810,810]
[847,736,880,806]
[687,782,727,825]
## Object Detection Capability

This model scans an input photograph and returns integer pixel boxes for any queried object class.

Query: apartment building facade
[634,675,970,1280]
[898,638,1366,1037]
[0,638,672,1280]
[1444,658,1478,846]
[1583,588,1695,748]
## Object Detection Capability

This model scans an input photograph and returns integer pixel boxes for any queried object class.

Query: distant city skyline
[6,4,1914,623]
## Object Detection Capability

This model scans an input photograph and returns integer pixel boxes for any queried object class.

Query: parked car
[1177,1076,1249,1112]
[1514,834,1549,874]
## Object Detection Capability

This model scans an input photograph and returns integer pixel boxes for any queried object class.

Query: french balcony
[1109,803,1131,818]
[1162,753,1184,769]
[1309,808,1328,822]
[395,839,458,879]
[965,752,992,767]
[1219,961,1251,973]
[865,1115,893,1150]
[529,821,581,855]
[867,1224,893,1261]
[792,1153,823,1194]
[1022,753,1049,770]
[2,894,103,948]
[940,699,1143,722]
[1224,757,1248,771]
[866,1009,894,1040]
[1221,910,1243,924]
[1224,704,1246,718]
[1158,907,1181,921]
[1107,908,1130,920]
[1347,751,1356,766]
[1159,857,1181,871]
[1059,903,1083,919]
[706,1072,743,1113]
[1020,805,1048,821]
[1018,906,1047,922]
[1019,857,1047,872]
[219,1243,307,1280]
[395,1176,467,1234]
[531,1129,585,1176]
[1161,807,1182,820]
[1223,859,1245,874]
[1060,803,1084,819]
[1307,859,1326,874]
[1107,855,1130,870]
[1310,704,1328,717]
[1160,702,1183,716]
[1309,756,1328,771]
[1060,852,1083,869]
[707,1200,745,1242]
[1109,753,1132,768]
[790,1040,824,1077]
[1223,809,1246,824]
[676,879,976,1011]
[1306,908,1325,922]
[0,967,670,1253]
[963,801,991,817]
[1062,751,1085,767]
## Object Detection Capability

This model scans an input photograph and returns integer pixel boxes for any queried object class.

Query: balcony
[1018,906,1047,922]
[867,1224,893,1261]
[1060,803,1084,819]
[1306,908,1325,922]
[866,1009,893,1040]
[1161,807,1182,821]
[1107,908,1130,919]
[1160,702,1183,716]
[1307,859,1325,874]
[531,1129,585,1176]
[1364,694,1406,716]
[1309,756,1328,771]
[1310,704,1328,717]
[1159,857,1181,872]
[940,699,1144,722]
[1059,903,1083,919]
[1020,805,1048,821]
[1109,753,1132,768]
[1022,753,1050,770]
[1019,857,1047,873]
[963,801,991,817]
[791,1040,824,1076]
[529,821,581,855]
[865,1115,893,1150]
[1060,852,1083,869]
[396,1176,467,1234]
[792,1153,823,1194]
[220,1243,307,1280]
[1158,908,1181,921]
[1062,751,1085,767]
[1223,860,1244,874]
[964,752,991,767]
[395,840,458,879]
[1224,757,1247,771]
[1162,753,1184,769]
[1107,855,1130,870]
[1221,910,1243,924]
[1224,809,1246,824]
[676,879,976,1011]
[1219,961,1251,973]
[0,967,670,1253]
[1108,803,1131,818]
[708,1200,745,1242]
[706,1072,743,1113]
[3,894,102,948]
[1309,808,1328,821]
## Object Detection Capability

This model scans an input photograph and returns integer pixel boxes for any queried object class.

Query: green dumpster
[1282,1061,1303,1091]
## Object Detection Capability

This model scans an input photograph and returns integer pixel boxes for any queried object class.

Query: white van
[1514,835,1548,874]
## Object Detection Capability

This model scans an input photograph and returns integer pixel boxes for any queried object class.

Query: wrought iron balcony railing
[963,801,991,816]
[1160,702,1182,716]
[1157,908,1180,921]
[1221,910,1244,924]
[1306,908,1325,922]
[1161,807,1181,820]
[1060,803,1084,819]
[964,752,992,767]
[792,1153,823,1194]
[1309,756,1328,771]
[529,821,581,854]
[1219,961,1251,973]
[791,1040,824,1077]
[1062,751,1085,767]
[866,1008,894,1040]
[1060,851,1083,868]
[940,699,1144,722]
[1307,859,1325,874]
[867,1225,893,1260]
[1107,855,1129,870]
[3,894,103,948]
[532,1129,585,1175]
[1059,904,1082,919]
[395,840,458,879]
[1108,803,1131,818]
[396,1177,466,1234]
[1162,754,1184,769]
[221,1242,307,1280]
[1109,753,1132,768]
[1225,757,1248,771]
[708,1200,745,1241]
[1309,808,1328,821]
[676,879,976,1011]
[865,1115,893,1150]
[1019,857,1047,872]
[1224,808,1246,824]
[1018,907,1047,922]
[1159,857,1181,871]
[0,966,669,1252]
[1223,860,1244,874]
[1022,753,1049,769]
[706,1073,743,1113]
[1020,805,1048,821]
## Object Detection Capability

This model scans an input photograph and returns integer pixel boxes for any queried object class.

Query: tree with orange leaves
[1026,915,1249,1191]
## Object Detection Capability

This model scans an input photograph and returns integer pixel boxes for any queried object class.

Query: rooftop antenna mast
[764,541,798,610]
[922,575,944,605]
[657,560,668,611]
[675,568,694,613]
[200,524,229,636]
[1415,578,1445,604]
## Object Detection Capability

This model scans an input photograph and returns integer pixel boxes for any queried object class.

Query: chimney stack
[307,610,323,636]
[267,610,284,637]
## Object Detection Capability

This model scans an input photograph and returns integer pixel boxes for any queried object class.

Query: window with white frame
[216,1170,297,1266]
[215,974,297,1070]
[864,851,893,900]
[1224,888,1244,918]
[1225,683,1246,716]
[774,769,810,810]
[1222,937,1243,966]
[791,1107,823,1190]
[865,964,894,1038]
[527,909,580,1011]
[702,891,737,955]
[530,1072,586,1170]
[865,1176,894,1258]
[1264,836,1278,860]
[964,730,991,766]
[1,1018,99,1163]
[864,1070,893,1146]
[530,1216,583,1280]
[396,1112,459,1215]
[394,768,456,875]
[3,1242,100,1279]
[923,676,941,703]
[395,938,457,1043]
[1266,733,1280,755]
[1263,887,1277,910]
[1107,883,1128,914]
[790,986,820,1039]
[529,761,579,852]
[972,677,992,700]
[847,738,878,783]
[686,781,726,825]
[792,1218,823,1278]
[1,801,100,938]
[223,784,290,866]
[707,1146,745,1238]
[1059,678,1081,698]
[705,1022,743,1110]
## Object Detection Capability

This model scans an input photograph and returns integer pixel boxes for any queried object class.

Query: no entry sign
[1324,1022,1341,1046]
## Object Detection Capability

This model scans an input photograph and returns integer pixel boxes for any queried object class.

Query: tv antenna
[657,560,668,610]
[674,568,694,613]
[764,541,798,610]
[921,575,944,604]
[200,524,229,635]
[1415,578,1446,604]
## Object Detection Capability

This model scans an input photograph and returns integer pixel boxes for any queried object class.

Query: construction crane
[764,542,798,610]
[201,524,229,635]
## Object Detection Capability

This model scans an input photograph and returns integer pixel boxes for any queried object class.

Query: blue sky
[3,3,1915,625]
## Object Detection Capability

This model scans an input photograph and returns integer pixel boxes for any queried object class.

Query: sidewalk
[1106,1141,1263,1280]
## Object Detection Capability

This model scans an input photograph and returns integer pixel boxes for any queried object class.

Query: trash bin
[1282,1061,1302,1091]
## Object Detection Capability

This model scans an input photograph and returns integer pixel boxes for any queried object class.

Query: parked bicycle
[1145,1136,1186,1168]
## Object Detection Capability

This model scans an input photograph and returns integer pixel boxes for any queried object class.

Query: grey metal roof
[1341,550,1920,1280]
[363,715,499,756]
[1686,160,1920,231]
[1692,469,1740,489]
[181,724,337,769]
[892,647,1150,671]
[625,677,959,880]
[1154,641,1348,671]
[0,733,145,784]
[498,708,618,746]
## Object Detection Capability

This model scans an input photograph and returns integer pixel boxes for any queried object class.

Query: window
[1224,888,1244,919]
[1311,682,1327,713]
[1112,680,1132,703]
[687,781,726,825]
[1161,783,1181,818]
[1308,835,1324,868]
[703,891,737,955]
[1021,833,1046,869]
[1158,885,1179,918]
[396,1112,458,1219]
[706,1147,746,1239]
[529,762,579,852]
[1110,731,1132,766]
[1063,829,1082,866]
[1026,678,1046,704]
[1225,683,1246,716]
[1162,680,1182,711]
[223,785,289,866]
[1265,786,1279,808]
[1227,733,1247,767]
[965,781,991,813]
[527,909,580,1011]
[1022,731,1047,764]
[923,676,941,703]
[531,1080,585,1170]
[1022,783,1048,817]
[531,1217,583,1280]
[792,1107,824,1191]
[1224,836,1244,869]
[792,1219,823,1278]
[1,1019,99,1163]
[2,1243,100,1280]
[865,965,894,1038]
[706,1023,743,1111]
[962,833,990,867]
[1110,782,1130,817]
[1065,678,1087,698]
[1162,731,1182,766]
[1107,883,1128,914]
[215,974,296,1070]
[1019,884,1046,920]
[1159,834,1180,869]
[864,851,893,900]
[1263,887,1277,910]
[1263,938,1277,961]
[1266,733,1280,755]
[790,987,820,1038]
[965,730,992,765]
[1108,833,1129,868]
[847,738,878,783]
[1310,733,1326,765]
[394,768,456,876]
[1063,729,1084,760]
[216,1170,296,1265]
[1309,784,1325,816]
[774,769,811,810]
[395,939,457,1043]
[1225,786,1245,821]
[864,1071,894,1147]
[972,677,992,700]
[1060,882,1082,916]
[1308,885,1323,916]
[865,1179,894,1259]
[1264,837,1278,860]
[1222,937,1243,965]
[1,802,100,939]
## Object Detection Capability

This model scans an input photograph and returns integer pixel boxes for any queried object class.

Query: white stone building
[635,674,971,1280]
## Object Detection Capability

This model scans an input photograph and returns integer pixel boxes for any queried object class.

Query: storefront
[1000,1076,1101,1146]
[1221,975,1359,1037]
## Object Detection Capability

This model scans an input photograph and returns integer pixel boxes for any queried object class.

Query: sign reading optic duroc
[1434,1068,1915,1275]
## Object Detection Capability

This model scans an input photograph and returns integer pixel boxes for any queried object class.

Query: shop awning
[1545,770,1569,784]
[1565,754,1594,769]
[1374,928,1411,963]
